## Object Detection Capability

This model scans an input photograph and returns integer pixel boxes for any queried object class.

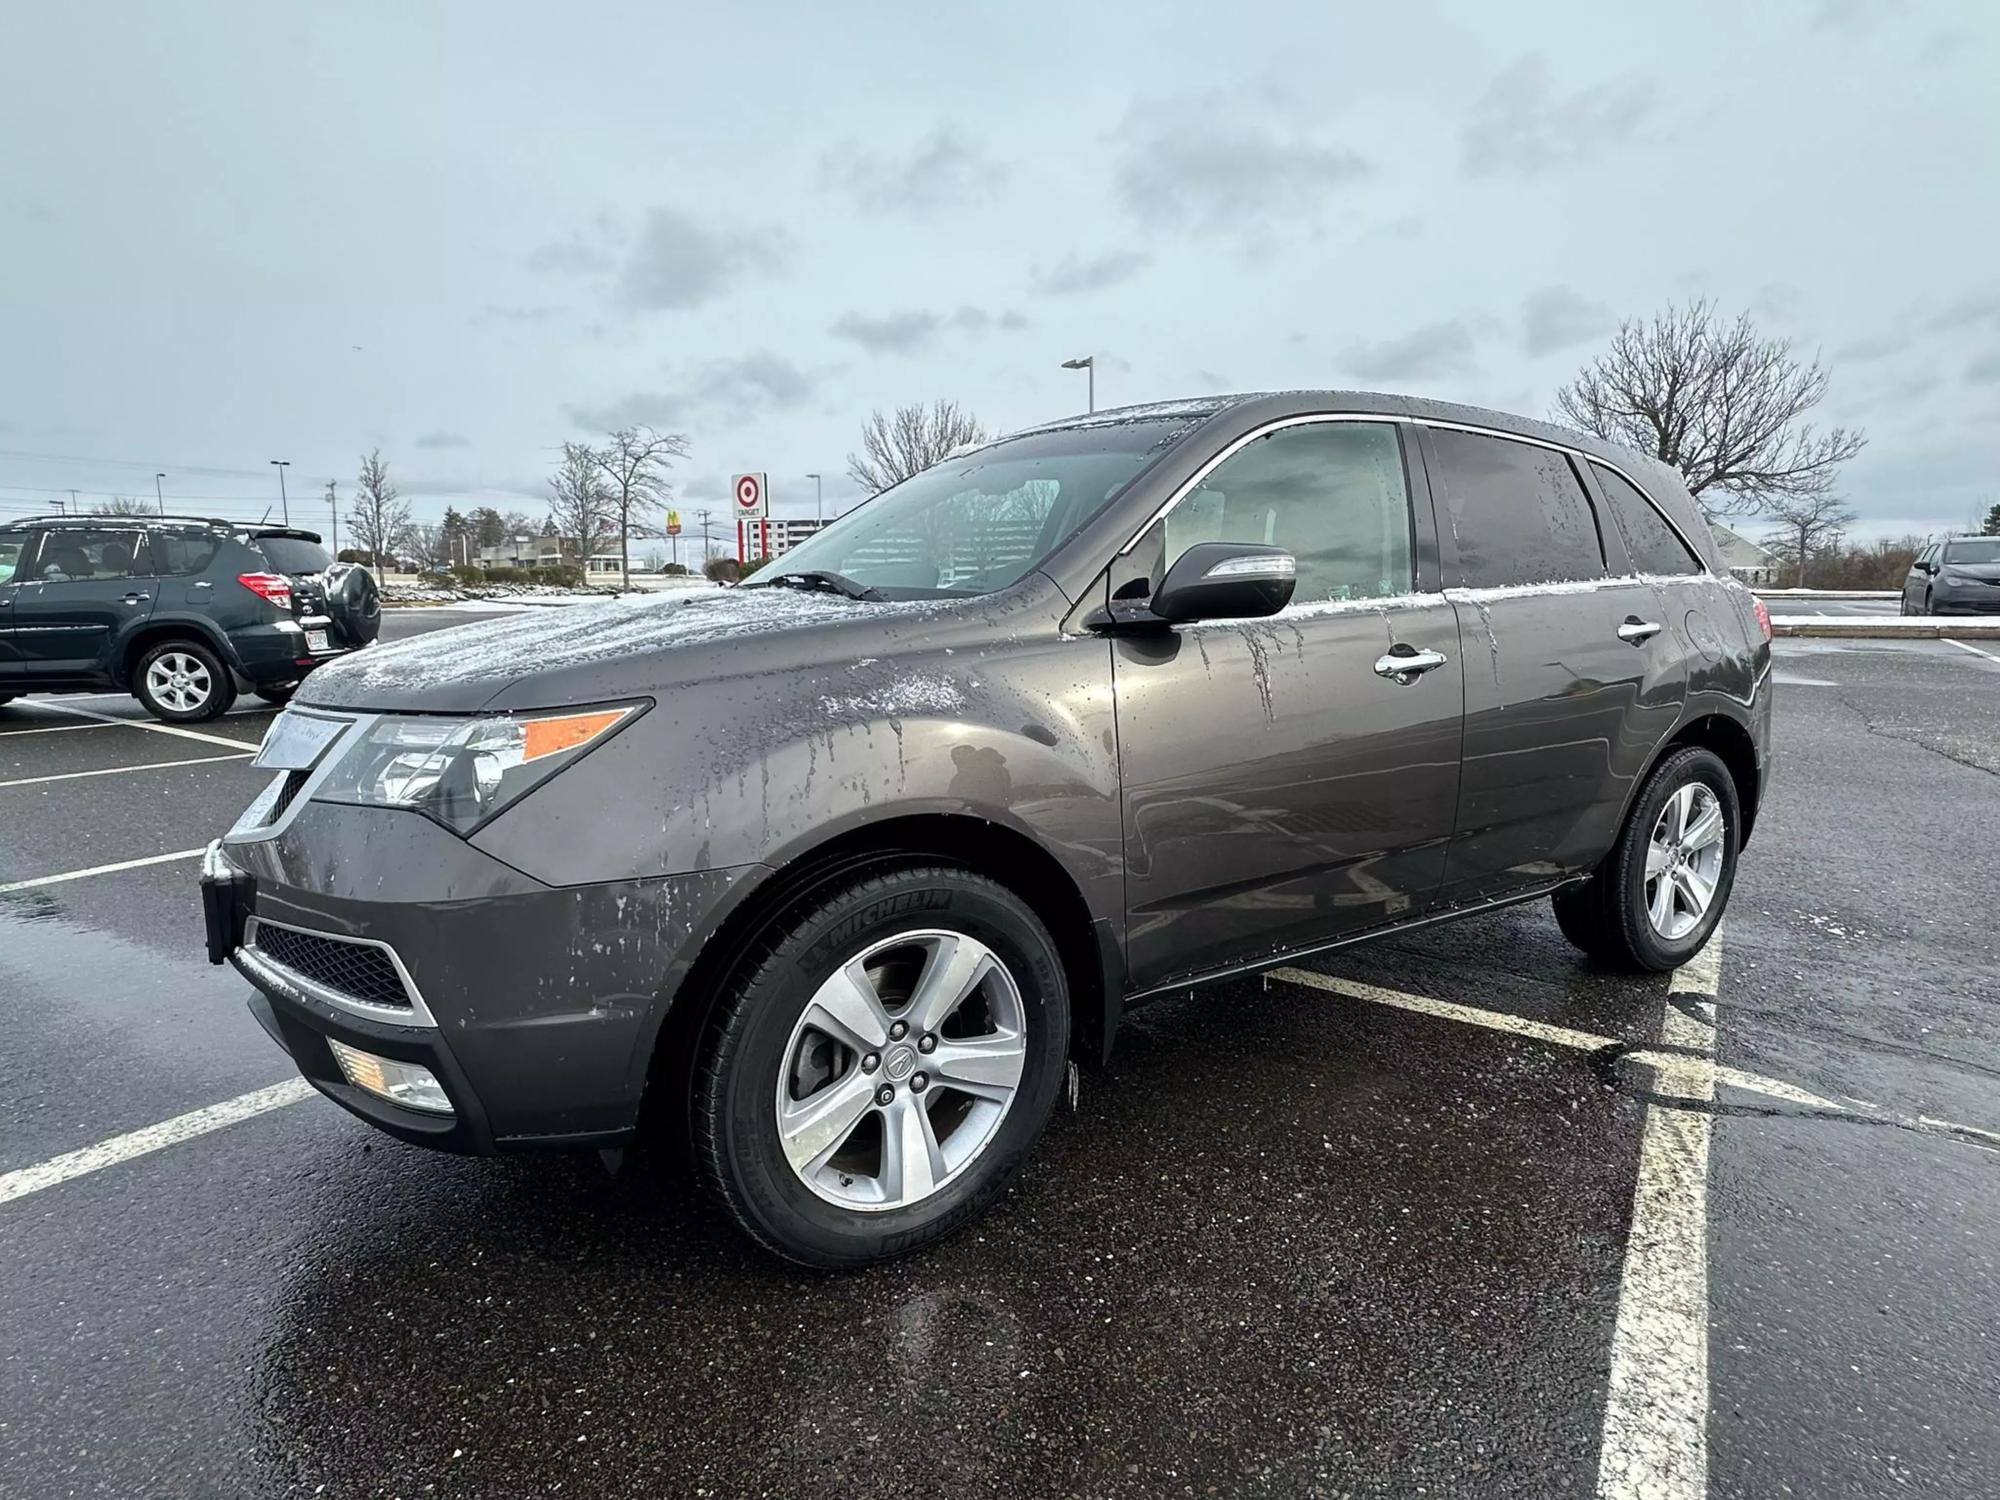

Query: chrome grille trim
[242,915,437,1027]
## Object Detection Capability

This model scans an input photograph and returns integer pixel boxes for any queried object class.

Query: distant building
[477,536,568,570]
[1707,521,1777,585]
[743,515,833,561]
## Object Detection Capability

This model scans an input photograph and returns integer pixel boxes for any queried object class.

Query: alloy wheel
[146,652,213,714]
[1643,782,1725,940]
[775,929,1027,1212]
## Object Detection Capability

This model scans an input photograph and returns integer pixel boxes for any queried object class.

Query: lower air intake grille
[251,923,411,1009]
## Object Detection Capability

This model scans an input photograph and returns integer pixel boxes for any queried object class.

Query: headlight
[312,703,644,835]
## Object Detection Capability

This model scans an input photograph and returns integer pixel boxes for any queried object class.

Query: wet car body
[207,390,1774,1256]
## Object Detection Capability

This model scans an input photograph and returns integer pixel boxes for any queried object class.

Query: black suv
[0,516,380,722]
[204,391,1775,1267]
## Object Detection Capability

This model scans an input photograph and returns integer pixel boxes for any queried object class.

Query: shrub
[416,570,457,588]
[450,564,487,587]
[483,566,529,585]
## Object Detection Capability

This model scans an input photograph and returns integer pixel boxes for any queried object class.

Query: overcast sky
[2,0,1995,547]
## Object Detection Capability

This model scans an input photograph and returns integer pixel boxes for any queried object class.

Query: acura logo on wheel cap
[883,1045,918,1081]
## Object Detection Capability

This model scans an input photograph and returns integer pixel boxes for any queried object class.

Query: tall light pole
[155,473,166,515]
[805,472,823,523]
[324,480,339,555]
[1061,355,1095,413]
[269,459,291,524]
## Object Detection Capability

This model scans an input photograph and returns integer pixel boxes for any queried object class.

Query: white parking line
[0,721,123,739]
[0,847,207,893]
[11,698,261,752]
[1595,943,1719,1500]
[1942,637,2000,663]
[0,752,252,789]
[0,1079,315,1206]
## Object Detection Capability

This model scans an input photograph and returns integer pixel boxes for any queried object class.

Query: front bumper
[202,804,757,1152]
[1929,587,2000,616]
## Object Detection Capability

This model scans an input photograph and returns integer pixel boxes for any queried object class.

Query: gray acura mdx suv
[203,391,1775,1266]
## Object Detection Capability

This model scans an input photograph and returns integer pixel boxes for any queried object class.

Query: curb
[1772,619,2000,639]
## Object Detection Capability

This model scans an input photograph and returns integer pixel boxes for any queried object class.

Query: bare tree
[1762,493,1856,588]
[546,442,612,565]
[845,399,987,495]
[88,495,154,516]
[589,425,690,587]
[1553,300,1865,516]
[346,449,412,567]
[402,522,450,573]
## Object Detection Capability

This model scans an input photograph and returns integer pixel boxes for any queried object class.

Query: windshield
[750,417,1204,600]
[1943,538,2000,565]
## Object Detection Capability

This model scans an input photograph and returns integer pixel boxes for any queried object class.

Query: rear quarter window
[1589,462,1701,575]
[1427,429,1606,589]
[149,532,223,576]
[254,536,332,573]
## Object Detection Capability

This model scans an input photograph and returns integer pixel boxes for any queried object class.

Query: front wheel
[694,865,1071,1268]
[1553,745,1740,971]
[133,640,236,723]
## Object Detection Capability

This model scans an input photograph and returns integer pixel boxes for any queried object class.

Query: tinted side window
[1428,431,1605,589]
[1161,421,1414,604]
[1590,462,1699,575]
[150,532,222,576]
[24,529,143,582]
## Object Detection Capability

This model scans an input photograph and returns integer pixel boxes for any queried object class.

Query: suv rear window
[1589,462,1700,575]
[1427,430,1606,588]
[254,535,332,574]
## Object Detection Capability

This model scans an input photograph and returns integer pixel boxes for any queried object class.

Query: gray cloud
[1836,331,1913,362]
[1115,94,1368,236]
[525,236,616,275]
[1032,250,1152,297]
[824,128,1005,213]
[475,303,565,325]
[414,431,468,449]
[1520,286,1614,356]
[1339,321,1480,381]
[1462,54,1664,175]
[1928,290,2000,332]
[830,308,941,354]
[1966,351,2000,385]
[564,351,819,432]
[829,305,1022,354]
[613,207,786,312]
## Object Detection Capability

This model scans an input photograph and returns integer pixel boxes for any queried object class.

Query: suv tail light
[1751,597,1772,642]
[238,572,294,609]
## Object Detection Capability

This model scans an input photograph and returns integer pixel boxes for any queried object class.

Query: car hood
[296,587,941,714]
[1941,562,2000,583]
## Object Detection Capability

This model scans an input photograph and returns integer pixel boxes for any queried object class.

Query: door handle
[122,593,151,605]
[1617,617,1663,644]
[1373,646,1449,684]
[192,581,213,589]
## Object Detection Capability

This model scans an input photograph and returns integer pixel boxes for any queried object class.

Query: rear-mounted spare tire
[324,563,381,646]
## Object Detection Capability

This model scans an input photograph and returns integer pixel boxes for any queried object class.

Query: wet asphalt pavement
[3,620,1998,1498]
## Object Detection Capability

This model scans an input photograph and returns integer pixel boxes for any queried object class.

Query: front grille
[251,923,411,1009]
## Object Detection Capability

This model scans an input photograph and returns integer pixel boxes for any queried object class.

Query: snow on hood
[300,587,893,706]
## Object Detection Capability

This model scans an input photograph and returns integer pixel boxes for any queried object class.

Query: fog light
[326,1038,454,1114]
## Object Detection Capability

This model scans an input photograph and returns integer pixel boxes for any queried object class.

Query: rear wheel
[1553,746,1739,971]
[693,865,1070,1268]
[133,640,235,723]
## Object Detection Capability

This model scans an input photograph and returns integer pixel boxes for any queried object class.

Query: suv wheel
[1552,745,1739,972]
[134,640,236,723]
[694,865,1070,1268]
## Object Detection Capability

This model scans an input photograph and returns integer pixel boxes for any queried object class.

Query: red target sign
[731,472,768,519]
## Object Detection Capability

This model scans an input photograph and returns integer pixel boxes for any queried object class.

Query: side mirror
[1151,542,1297,623]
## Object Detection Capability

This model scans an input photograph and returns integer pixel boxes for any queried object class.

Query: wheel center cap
[883,1045,918,1082]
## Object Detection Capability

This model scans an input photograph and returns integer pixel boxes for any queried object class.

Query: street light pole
[324,480,339,555]
[269,460,291,524]
[155,473,166,515]
[1061,355,1095,413]
[805,472,823,523]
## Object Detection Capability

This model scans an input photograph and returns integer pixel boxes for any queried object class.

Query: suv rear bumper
[225,619,353,686]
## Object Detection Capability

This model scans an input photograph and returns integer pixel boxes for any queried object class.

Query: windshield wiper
[751,569,882,602]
